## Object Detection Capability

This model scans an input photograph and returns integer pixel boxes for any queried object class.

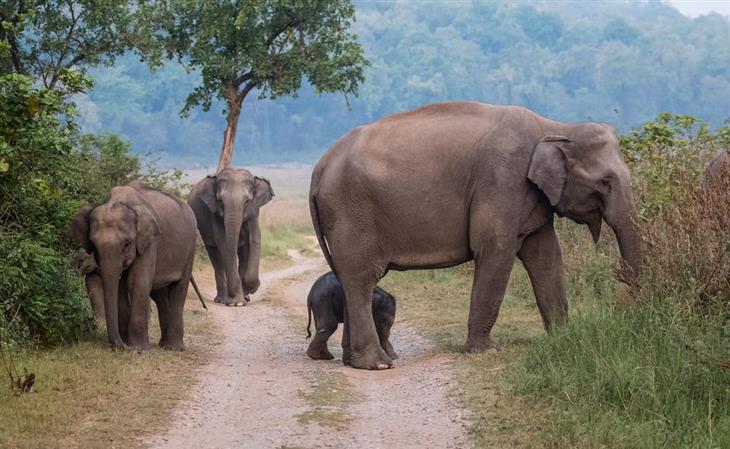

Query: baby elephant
[306,272,397,361]
[73,249,105,320]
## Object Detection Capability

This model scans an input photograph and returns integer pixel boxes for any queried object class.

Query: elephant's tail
[306,297,313,340]
[309,194,335,274]
[190,275,207,310]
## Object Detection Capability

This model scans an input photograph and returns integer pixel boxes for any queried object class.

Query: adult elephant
[188,168,274,306]
[71,181,197,351]
[309,102,641,370]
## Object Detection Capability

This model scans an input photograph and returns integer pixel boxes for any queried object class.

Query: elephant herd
[70,101,728,370]
[71,172,273,351]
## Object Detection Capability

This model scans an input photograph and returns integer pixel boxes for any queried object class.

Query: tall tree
[155,0,367,171]
[0,0,155,91]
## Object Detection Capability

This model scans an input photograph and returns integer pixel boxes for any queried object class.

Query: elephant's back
[140,188,197,242]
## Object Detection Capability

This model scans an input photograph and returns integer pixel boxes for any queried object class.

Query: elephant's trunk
[223,204,245,302]
[99,258,125,348]
[605,193,642,290]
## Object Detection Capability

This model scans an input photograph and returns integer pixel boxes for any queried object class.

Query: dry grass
[0,291,217,449]
[640,166,730,312]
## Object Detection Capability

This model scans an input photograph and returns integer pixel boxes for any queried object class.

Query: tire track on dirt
[146,252,470,449]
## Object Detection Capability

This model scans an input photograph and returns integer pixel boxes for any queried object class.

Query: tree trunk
[217,97,242,173]
[216,82,254,173]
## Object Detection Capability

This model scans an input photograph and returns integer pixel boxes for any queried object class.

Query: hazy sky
[668,0,730,17]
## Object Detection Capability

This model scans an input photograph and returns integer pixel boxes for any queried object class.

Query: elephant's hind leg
[161,279,188,351]
[151,288,171,348]
[306,324,337,360]
[330,238,392,370]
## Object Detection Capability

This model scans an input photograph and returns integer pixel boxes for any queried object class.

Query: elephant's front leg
[517,223,567,331]
[464,237,517,353]
[126,258,156,351]
[205,245,227,303]
[239,220,262,300]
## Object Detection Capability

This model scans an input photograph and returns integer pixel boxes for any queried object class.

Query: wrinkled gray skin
[73,249,105,320]
[188,168,274,306]
[702,149,730,190]
[71,181,197,351]
[310,102,641,370]
[306,271,397,361]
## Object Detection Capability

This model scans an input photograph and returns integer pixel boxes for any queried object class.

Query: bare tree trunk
[216,82,255,173]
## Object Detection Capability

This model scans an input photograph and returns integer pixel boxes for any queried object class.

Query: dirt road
[146,251,470,449]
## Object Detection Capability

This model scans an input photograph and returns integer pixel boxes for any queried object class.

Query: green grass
[512,295,730,449]
[0,307,215,449]
[261,223,316,260]
[296,368,360,430]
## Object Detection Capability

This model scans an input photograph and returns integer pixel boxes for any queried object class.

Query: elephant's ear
[528,136,569,206]
[135,206,160,255]
[200,175,221,215]
[70,204,94,252]
[252,177,274,208]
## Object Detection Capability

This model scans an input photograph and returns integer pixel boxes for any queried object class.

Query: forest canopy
[79,0,730,165]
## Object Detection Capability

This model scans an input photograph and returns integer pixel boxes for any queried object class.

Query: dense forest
[79,0,730,165]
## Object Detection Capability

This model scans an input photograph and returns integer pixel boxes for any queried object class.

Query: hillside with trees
[79,0,730,165]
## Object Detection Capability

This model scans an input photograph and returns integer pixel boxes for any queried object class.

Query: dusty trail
[146,251,470,449]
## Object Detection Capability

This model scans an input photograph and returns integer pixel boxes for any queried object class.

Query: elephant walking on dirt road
[309,102,641,370]
[71,181,198,351]
[188,168,274,307]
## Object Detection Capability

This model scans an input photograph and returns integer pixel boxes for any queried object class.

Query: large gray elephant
[188,168,274,306]
[71,181,197,351]
[309,102,641,370]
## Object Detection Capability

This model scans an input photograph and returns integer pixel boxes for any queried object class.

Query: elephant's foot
[224,291,247,307]
[214,296,225,304]
[127,339,150,353]
[307,345,334,360]
[349,347,393,370]
[384,345,399,360]
[464,336,501,353]
[160,339,185,351]
[244,293,252,303]
[109,339,129,351]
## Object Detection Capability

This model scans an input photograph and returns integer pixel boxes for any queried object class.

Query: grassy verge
[0,302,216,449]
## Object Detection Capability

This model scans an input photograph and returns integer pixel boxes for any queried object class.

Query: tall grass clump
[512,114,730,449]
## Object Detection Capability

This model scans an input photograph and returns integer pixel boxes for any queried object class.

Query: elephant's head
[70,188,160,347]
[199,168,274,303]
[528,123,641,287]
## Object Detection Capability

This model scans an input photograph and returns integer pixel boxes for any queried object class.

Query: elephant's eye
[599,177,612,193]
